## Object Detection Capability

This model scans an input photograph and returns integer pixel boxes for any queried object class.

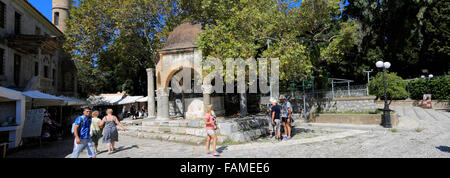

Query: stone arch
[157,60,202,89]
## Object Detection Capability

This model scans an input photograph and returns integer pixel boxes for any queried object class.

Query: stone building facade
[0,0,76,97]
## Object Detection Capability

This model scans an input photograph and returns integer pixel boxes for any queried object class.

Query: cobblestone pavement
[7,107,450,158]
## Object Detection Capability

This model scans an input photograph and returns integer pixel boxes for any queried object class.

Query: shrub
[407,77,450,100]
[368,72,408,100]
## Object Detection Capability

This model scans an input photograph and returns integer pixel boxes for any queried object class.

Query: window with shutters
[15,12,21,34]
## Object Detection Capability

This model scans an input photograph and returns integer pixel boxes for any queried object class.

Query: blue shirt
[74,115,91,139]
[271,105,281,120]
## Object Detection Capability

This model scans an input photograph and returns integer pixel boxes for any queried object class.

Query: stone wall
[261,96,377,115]
[327,96,377,113]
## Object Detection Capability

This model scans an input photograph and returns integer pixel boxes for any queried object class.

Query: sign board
[422,94,432,109]
[22,109,45,138]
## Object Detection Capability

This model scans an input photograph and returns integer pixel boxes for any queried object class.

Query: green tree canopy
[368,72,408,100]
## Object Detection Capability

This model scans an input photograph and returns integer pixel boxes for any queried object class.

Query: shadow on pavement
[436,146,450,153]
[8,138,74,158]
[216,146,228,153]
[112,145,139,154]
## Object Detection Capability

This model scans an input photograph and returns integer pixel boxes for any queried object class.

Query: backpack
[71,115,86,135]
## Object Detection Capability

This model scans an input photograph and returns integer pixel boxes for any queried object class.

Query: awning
[118,96,144,105]
[136,96,158,102]
[22,91,65,107]
[136,96,148,102]
[87,95,124,105]
[0,87,23,102]
[58,96,88,106]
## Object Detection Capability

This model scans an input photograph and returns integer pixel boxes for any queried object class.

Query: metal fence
[282,84,369,99]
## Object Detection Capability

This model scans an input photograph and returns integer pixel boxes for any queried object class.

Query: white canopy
[58,96,88,106]
[136,96,158,102]
[118,96,144,105]
[0,87,23,102]
[136,96,148,102]
[87,95,124,105]
[22,91,65,107]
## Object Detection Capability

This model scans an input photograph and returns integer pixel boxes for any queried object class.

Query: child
[205,105,220,156]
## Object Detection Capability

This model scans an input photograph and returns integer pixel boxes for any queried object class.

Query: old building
[0,0,76,97]
[0,0,77,149]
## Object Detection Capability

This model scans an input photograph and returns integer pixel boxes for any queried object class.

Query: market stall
[21,91,65,144]
[0,87,25,149]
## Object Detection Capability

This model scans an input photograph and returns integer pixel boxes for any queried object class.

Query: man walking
[71,107,96,158]
[280,95,293,141]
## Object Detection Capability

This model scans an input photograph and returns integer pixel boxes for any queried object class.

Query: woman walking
[90,111,102,153]
[205,105,219,156]
[99,109,126,154]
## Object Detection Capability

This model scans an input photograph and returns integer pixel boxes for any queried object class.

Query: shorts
[268,117,274,131]
[71,138,96,158]
[207,129,216,136]
[282,117,290,123]
[272,119,281,133]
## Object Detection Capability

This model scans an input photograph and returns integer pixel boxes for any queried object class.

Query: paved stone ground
[7,107,450,158]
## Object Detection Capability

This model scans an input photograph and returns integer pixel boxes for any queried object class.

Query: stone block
[187,120,200,128]
[158,127,171,133]
[169,121,180,127]
[171,127,186,134]
[217,123,238,136]
[194,129,206,137]
[127,131,138,137]
[185,128,194,135]
[178,120,188,127]
[159,121,170,126]
[142,126,157,133]
[142,120,158,126]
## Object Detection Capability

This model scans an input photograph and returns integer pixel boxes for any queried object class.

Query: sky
[28,0,52,21]
[28,0,349,22]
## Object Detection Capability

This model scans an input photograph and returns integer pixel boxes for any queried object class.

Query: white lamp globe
[384,62,391,69]
[421,75,425,79]
[376,61,384,68]
[429,74,433,78]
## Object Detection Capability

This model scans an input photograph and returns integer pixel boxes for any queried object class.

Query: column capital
[156,87,171,97]
[201,84,213,95]
[146,68,155,73]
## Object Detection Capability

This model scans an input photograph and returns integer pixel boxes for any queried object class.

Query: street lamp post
[376,61,392,128]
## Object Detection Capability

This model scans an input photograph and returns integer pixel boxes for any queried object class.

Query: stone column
[202,84,213,108]
[146,68,156,119]
[156,87,170,121]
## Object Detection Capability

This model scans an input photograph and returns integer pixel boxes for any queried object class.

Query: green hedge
[369,72,408,100]
[407,77,450,100]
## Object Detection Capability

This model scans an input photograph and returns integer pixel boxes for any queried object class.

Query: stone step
[120,119,143,126]
[118,129,227,145]
[141,120,202,128]
[124,125,206,137]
